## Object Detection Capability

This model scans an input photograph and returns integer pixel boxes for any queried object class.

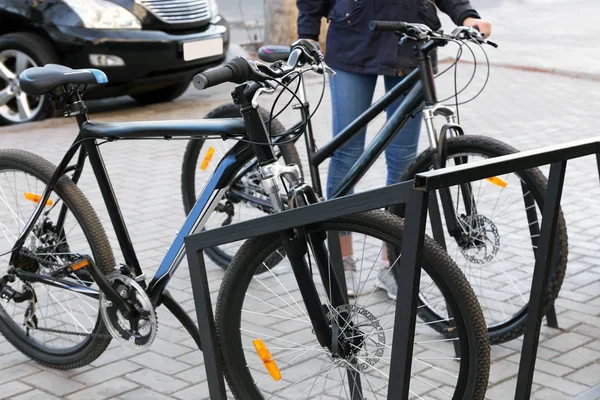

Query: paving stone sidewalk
[0,60,599,399]
[2,1,600,394]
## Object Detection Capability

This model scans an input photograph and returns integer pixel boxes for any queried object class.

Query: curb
[440,57,600,82]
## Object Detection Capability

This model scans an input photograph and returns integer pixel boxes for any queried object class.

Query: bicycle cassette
[99,273,157,349]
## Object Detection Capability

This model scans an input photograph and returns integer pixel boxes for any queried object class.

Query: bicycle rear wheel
[216,210,490,400]
[181,103,302,269]
[0,149,115,368]
[392,135,568,344]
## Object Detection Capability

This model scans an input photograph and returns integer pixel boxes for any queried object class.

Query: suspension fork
[422,107,478,242]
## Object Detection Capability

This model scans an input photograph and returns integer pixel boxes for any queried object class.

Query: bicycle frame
[9,111,286,314]
[288,40,470,242]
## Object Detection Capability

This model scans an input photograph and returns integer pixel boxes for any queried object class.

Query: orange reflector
[253,339,281,381]
[71,259,89,271]
[200,146,215,171]
[485,176,507,188]
[24,192,53,206]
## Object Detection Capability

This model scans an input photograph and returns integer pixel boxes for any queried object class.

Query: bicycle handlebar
[192,57,251,90]
[369,20,410,33]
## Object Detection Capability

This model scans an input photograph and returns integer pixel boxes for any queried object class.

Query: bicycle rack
[184,181,417,399]
[411,136,600,399]
[182,135,599,399]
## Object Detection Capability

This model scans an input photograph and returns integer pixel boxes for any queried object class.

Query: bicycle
[181,22,568,345]
[0,41,489,398]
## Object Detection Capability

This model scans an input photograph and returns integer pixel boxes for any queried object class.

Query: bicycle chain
[33,326,112,339]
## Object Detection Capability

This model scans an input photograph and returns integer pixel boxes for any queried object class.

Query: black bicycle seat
[19,64,108,95]
[257,45,291,63]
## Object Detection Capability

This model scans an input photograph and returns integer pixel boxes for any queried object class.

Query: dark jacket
[297,0,480,76]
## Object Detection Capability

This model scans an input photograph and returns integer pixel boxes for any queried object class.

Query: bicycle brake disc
[99,273,157,350]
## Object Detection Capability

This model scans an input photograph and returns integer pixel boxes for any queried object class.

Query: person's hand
[462,17,492,38]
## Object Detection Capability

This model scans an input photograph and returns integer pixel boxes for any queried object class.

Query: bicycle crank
[99,273,157,349]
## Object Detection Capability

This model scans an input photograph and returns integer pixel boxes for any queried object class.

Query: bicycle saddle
[19,64,108,96]
[257,45,291,63]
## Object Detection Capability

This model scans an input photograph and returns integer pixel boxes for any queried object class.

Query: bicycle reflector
[485,176,507,188]
[200,146,215,171]
[71,259,89,271]
[253,339,281,381]
[24,192,53,206]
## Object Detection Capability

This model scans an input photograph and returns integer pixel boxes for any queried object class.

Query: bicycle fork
[422,105,478,244]
[259,161,364,397]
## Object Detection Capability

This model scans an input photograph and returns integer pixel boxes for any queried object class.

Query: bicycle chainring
[99,273,157,350]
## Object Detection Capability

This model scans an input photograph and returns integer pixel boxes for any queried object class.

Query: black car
[0,0,229,125]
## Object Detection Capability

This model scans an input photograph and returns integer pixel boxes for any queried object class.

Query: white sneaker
[376,268,397,300]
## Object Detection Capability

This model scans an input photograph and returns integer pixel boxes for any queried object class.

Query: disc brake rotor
[457,214,500,264]
[326,304,386,370]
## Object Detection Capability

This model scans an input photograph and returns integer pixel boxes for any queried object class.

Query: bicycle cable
[454,39,490,106]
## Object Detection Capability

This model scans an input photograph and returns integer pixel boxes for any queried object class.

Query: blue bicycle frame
[9,114,277,324]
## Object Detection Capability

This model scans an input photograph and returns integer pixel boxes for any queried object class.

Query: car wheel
[130,81,190,105]
[0,32,58,126]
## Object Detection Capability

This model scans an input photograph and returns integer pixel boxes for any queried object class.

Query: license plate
[183,38,224,61]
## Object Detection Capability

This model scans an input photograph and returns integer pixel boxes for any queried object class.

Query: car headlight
[63,0,141,29]
[209,0,219,19]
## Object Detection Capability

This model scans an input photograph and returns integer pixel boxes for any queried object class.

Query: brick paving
[1,1,600,398]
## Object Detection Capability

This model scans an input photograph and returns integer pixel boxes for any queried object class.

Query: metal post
[185,245,227,400]
[387,189,429,400]
[428,192,461,358]
[514,161,567,400]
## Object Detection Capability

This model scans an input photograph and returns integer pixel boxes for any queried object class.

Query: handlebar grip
[192,57,251,90]
[369,20,408,33]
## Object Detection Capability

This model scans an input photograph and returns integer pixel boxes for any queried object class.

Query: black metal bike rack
[411,136,600,399]
[184,135,600,399]
[184,180,417,399]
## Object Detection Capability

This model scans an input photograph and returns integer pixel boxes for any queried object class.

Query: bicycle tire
[389,135,568,345]
[216,210,490,400]
[0,149,115,369]
[181,103,302,269]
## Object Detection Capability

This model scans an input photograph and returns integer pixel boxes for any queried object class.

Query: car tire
[0,32,58,126]
[130,81,190,105]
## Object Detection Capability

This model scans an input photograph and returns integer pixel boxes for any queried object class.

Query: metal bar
[545,305,559,329]
[596,152,600,183]
[515,161,567,400]
[185,180,413,250]
[428,192,447,250]
[415,137,600,191]
[184,245,227,400]
[387,189,430,400]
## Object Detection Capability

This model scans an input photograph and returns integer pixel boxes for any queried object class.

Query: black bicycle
[181,22,568,345]
[0,39,489,398]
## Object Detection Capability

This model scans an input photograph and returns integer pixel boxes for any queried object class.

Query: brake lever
[251,81,277,108]
[314,62,335,76]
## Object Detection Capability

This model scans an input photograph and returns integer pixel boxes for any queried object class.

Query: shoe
[376,268,397,300]
[343,256,359,298]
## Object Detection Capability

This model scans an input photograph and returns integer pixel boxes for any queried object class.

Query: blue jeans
[326,69,422,199]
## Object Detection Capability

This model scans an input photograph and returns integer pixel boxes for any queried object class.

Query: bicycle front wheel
[393,135,568,344]
[216,210,489,400]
